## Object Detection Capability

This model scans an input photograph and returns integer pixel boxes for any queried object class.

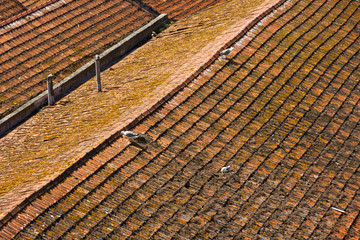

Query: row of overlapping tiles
[1,0,359,239]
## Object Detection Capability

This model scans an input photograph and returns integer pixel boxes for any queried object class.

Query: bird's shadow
[214,170,234,178]
[129,141,147,150]
[127,134,154,151]
[106,86,122,91]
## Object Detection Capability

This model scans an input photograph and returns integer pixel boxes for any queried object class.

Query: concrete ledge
[0,14,169,137]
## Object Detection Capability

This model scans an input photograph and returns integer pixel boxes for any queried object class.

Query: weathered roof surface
[0,0,157,119]
[1,0,359,239]
[0,0,270,224]
[143,0,226,20]
[0,0,25,21]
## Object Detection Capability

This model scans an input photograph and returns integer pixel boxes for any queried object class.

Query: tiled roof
[0,0,157,119]
[0,0,25,21]
[143,0,226,20]
[1,0,359,239]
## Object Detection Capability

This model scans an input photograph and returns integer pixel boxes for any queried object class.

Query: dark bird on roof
[220,47,234,56]
[221,165,231,173]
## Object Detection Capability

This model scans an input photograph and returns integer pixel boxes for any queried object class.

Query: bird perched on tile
[121,130,150,146]
[121,130,139,138]
[220,47,234,56]
[221,165,231,173]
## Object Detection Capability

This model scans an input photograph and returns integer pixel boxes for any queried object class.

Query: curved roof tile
[1,0,359,239]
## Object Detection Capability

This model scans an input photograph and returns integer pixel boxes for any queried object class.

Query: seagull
[221,165,231,173]
[121,130,150,146]
[220,47,234,56]
[121,130,139,138]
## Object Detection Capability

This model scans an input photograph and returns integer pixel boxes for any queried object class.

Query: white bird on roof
[121,130,139,138]
[220,47,234,56]
[221,165,231,173]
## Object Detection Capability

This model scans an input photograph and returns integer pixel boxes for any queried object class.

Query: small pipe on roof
[47,74,55,105]
[95,55,102,92]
